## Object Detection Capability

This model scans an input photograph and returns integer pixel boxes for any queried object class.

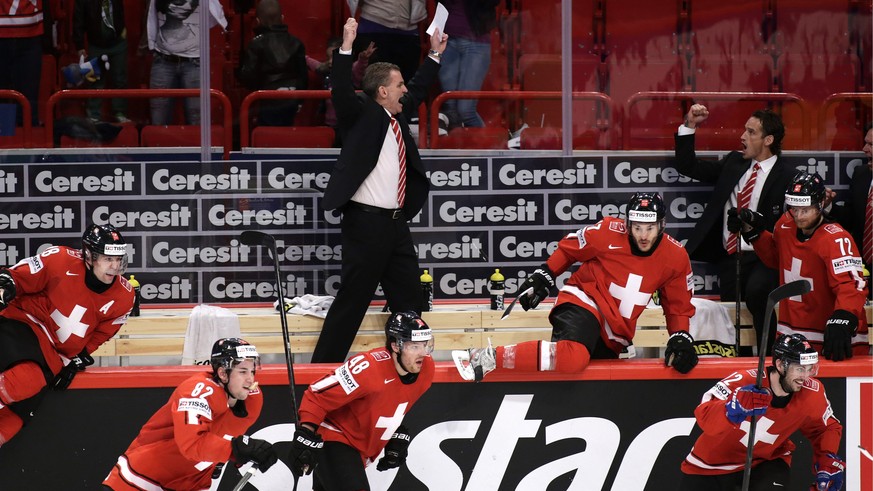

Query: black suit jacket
[321,52,439,217]
[674,133,793,263]
[829,163,872,250]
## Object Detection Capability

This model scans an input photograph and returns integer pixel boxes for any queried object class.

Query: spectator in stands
[674,104,793,356]
[0,224,134,447]
[735,171,869,360]
[103,338,278,490]
[311,18,446,363]
[287,312,434,488]
[438,0,499,129]
[0,0,50,126]
[453,192,699,382]
[828,123,873,269]
[678,333,844,491]
[307,37,376,131]
[238,0,307,127]
[73,0,130,124]
[352,0,427,84]
[143,0,227,125]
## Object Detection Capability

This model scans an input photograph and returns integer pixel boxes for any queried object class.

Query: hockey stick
[500,287,533,321]
[239,230,301,491]
[741,279,811,491]
[734,237,742,355]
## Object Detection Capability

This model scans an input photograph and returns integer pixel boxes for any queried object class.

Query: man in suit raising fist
[313,17,447,363]
[674,104,793,355]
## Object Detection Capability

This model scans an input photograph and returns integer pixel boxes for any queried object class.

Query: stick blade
[768,279,811,303]
[239,230,273,247]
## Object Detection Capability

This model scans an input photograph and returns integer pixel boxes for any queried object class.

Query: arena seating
[250,126,335,148]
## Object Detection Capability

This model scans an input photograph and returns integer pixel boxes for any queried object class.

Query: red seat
[60,125,139,148]
[140,125,225,147]
[250,126,335,148]
[434,127,508,150]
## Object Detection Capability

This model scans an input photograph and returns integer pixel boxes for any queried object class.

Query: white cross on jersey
[739,416,779,447]
[608,273,653,319]
[784,257,814,302]
[375,402,408,440]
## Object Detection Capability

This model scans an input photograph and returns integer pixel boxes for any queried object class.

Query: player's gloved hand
[377,425,411,471]
[823,309,857,362]
[738,208,765,243]
[51,349,95,390]
[231,435,278,471]
[725,384,771,424]
[664,330,698,374]
[0,270,16,311]
[288,425,323,476]
[726,207,743,234]
[814,453,845,490]
[518,266,555,311]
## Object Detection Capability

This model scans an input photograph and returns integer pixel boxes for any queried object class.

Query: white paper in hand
[426,3,449,36]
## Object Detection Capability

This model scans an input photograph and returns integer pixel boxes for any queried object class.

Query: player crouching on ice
[103,338,277,490]
[454,192,699,382]
[678,333,844,490]
[287,311,435,489]
[0,223,134,446]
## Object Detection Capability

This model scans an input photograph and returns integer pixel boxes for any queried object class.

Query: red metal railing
[0,90,33,148]
[239,90,331,147]
[819,92,873,141]
[428,90,615,149]
[45,89,233,159]
[625,91,809,150]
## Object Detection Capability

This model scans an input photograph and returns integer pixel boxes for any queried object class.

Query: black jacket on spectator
[73,0,126,50]
[239,24,308,91]
[463,0,499,36]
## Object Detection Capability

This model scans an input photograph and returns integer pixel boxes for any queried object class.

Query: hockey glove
[289,425,323,476]
[726,207,743,234]
[231,435,278,471]
[664,331,698,374]
[377,425,411,471]
[814,453,845,490]
[823,309,857,362]
[0,270,16,310]
[518,266,555,311]
[738,208,765,243]
[725,384,771,424]
[51,349,95,391]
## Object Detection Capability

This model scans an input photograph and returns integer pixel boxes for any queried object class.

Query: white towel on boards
[182,304,242,365]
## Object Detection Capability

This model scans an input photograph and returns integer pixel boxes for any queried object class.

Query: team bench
[89,303,782,361]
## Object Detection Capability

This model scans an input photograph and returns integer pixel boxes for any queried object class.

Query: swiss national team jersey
[681,368,842,475]
[104,372,263,491]
[0,0,44,37]
[753,214,869,352]
[3,246,134,373]
[546,217,696,349]
[299,348,434,463]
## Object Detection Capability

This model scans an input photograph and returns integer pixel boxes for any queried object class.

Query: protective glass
[91,251,129,275]
[400,338,435,355]
[783,360,819,377]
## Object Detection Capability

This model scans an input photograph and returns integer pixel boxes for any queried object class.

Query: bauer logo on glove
[62,55,110,88]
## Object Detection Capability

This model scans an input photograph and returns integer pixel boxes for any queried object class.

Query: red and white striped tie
[390,117,407,207]
[864,185,873,264]
[726,163,760,254]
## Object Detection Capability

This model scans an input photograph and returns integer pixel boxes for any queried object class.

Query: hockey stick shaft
[735,240,742,355]
[741,279,811,491]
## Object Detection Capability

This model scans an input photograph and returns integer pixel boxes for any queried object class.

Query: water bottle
[128,275,141,316]
[489,269,505,310]
[420,269,434,312]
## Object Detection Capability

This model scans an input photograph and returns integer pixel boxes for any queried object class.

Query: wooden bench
[91,303,764,360]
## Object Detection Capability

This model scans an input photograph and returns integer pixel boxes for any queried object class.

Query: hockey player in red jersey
[0,223,134,446]
[453,192,698,381]
[679,333,845,490]
[735,171,869,360]
[103,338,277,490]
[287,311,435,490]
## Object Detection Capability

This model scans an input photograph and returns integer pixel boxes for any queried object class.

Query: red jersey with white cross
[0,0,44,38]
[299,348,434,463]
[103,372,263,491]
[753,213,869,353]
[681,368,842,475]
[3,246,134,373]
[546,217,695,350]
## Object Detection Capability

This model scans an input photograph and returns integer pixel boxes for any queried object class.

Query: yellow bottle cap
[420,269,433,282]
[490,268,504,281]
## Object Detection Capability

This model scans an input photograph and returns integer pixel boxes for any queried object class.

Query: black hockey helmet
[772,333,818,368]
[784,171,826,210]
[210,337,261,374]
[81,223,128,272]
[625,192,666,233]
[385,311,434,353]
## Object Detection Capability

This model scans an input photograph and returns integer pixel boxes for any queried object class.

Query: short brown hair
[362,62,401,99]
